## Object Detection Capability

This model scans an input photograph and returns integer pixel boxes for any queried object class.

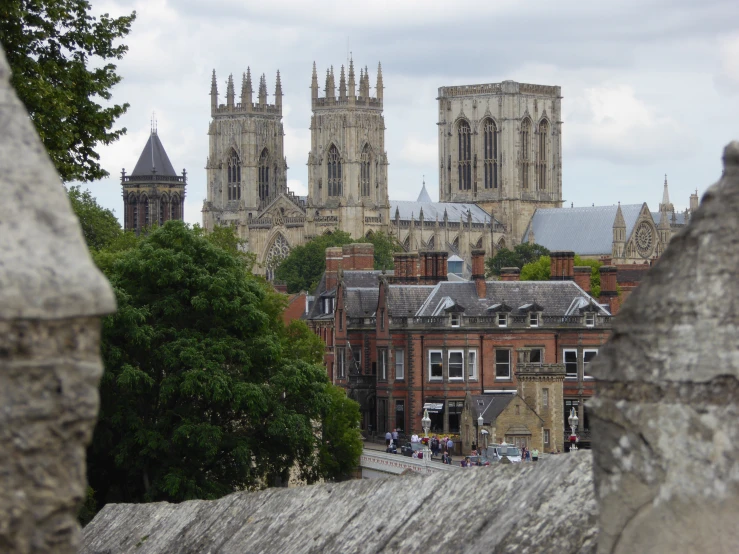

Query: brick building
[306,245,615,452]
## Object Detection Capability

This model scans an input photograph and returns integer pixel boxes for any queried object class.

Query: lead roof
[131,131,178,177]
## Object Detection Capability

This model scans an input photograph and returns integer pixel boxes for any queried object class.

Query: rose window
[635,222,653,258]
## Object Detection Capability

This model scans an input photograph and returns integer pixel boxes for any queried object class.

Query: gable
[255,194,306,222]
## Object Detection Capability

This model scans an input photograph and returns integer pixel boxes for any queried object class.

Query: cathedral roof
[416,182,433,203]
[522,204,644,256]
[390,200,494,225]
[131,130,178,177]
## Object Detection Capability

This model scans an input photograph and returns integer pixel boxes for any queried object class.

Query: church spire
[311,61,318,101]
[275,70,283,109]
[329,65,336,98]
[241,68,253,108]
[258,73,267,105]
[339,65,347,99]
[660,173,674,213]
[226,73,235,108]
[210,69,218,114]
[348,57,356,101]
[376,61,383,100]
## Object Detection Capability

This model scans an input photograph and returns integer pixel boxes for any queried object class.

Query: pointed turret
[275,70,283,109]
[417,179,432,203]
[364,65,370,98]
[612,202,626,259]
[325,68,331,99]
[348,57,356,101]
[241,68,253,108]
[311,61,318,101]
[659,174,674,213]
[329,66,336,99]
[210,69,218,114]
[258,73,267,105]
[376,62,383,100]
[359,68,364,97]
[226,73,235,108]
[339,65,347,99]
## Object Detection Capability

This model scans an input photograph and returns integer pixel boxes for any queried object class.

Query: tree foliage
[66,185,122,250]
[275,230,402,294]
[518,254,603,297]
[573,255,603,297]
[485,243,551,276]
[87,221,362,510]
[0,1,135,181]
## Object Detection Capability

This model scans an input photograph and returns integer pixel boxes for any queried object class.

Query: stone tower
[202,68,288,233]
[307,59,390,237]
[515,363,566,454]
[437,80,563,244]
[122,125,187,234]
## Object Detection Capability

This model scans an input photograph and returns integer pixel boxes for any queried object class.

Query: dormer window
[324,297,334,314]
[451,314,461,327]
[497,313,507,327]
[529,312,539,327]
[585,313,595,327]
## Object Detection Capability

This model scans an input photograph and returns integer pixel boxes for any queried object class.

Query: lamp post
[477,413,483,452]
[568,407,579,452]
[421,409,432,467]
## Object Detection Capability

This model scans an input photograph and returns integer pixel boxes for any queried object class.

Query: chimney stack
[549,251,575,281]
[325,247,343,291]
[500,267,521,282]
[574,266,592,293]
[471,249,486,298]
[599,265,619,314]
[342,243,374,271]
[418,251,448,285]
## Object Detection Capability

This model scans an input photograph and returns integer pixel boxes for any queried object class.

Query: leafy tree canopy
[485,243,550,276]
[67,185,123,250]
[518,254,603,297]
[87,221,362,511]
[275,230,402,293]
[0,1,135,181]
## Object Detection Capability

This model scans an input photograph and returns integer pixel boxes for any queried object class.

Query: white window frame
[585,313,595,327]
[337,347,346,378]
[378,348,388,380]
[495,349,511,380]
[395,348,405,381]
[450,314,461,328]
[563,348,578,379]
[583,349,598,380]
[497,313,507,327]
[542,387,549,409]
[544,429,550,447]
[429,350,443,381]
[448,350,465,380]
[529,312,539,327]
[352,349,361,372]
[468,349,478,381]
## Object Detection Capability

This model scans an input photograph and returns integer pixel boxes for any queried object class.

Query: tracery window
[130,197,138,232]
[227,151,241,201]
[360,144,371,197]
[143,196,150,227]
[159,194,167,226]
[457,120,471,191]
[265,233,290,281]
[258,148,270,202]
[327,144,342,197]
[538,120,548,190]
[483,118,498,189]
[171,194,180,220]
[521,118,532,190]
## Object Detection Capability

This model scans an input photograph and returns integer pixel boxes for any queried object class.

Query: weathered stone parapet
[589,142,739,553]
[0,42,116,554]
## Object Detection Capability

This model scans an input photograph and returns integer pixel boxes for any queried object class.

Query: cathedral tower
[307,59,390,237]
[437,80,563,244]
[122,125,186,234]
[202,68,288,232]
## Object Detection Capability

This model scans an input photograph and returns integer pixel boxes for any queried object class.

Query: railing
[314,215,339,224]
[347,317,376,328]
[364,216,382,224]
[386,314,612,330]
[122,175,186,184]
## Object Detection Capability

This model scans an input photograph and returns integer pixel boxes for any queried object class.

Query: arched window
[143,195,150,227]
[265,233,290,281]
[159,194,168,226]
[520,118,532,190]
[227,151,241,201]
[327,144,342,197]
[258,148,270,202]
[538,120,548,190]
[483,118,498,189]
[171,194,180,220]
[130,196,138,232]
[360,144,371,197]
[457,120,471,191]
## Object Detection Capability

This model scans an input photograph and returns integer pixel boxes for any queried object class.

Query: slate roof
[131,131,178,177]
[390,200,495,225]
[345,288,379,317]
[414,281,610,317]
[387,286,436,317]
[306,270,388,321]
[616,268,650,284]
[416,183,433,203]
[470,394,515,425]
[651,211,687,226]
[522,204,645,255]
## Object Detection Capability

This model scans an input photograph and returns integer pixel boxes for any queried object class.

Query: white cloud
[714,34,739,94]
[399,137,437,167]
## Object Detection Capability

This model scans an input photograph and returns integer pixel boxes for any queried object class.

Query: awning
[423,402,444,413]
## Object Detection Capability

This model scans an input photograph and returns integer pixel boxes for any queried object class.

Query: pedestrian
[392,428,399,446]
[532,448,539,462]
[385,430,391,447]
[446,437,454,456]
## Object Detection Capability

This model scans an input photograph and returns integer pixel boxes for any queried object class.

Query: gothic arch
[360,143,373,197]
[497,237,507,249]
[170,193,181,221]
[326,143,343,197]
[520,117,533,190]
[426,235,435,249]
[402,234,410,250]
[140,194,150,228]
[259,148,270,202]
[537,118,549,190]
[227,148,241,201]
[263,232,291,281]
[457,119,472,191]
[159,193,169,226]
[481,117,499,190]
[474,236,483,248]
[452,236,460,250]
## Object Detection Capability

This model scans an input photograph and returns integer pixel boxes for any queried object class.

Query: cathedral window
[259,149,270,202]
[521,118,532,190]
[143,196,150,227]
[227,151,241,201]
[483,118,498,189]
[265,233,290,281]
[131,197,138,232]
[171,194,180,220]
[457,120,471,191]
[360,144,371,197]
[327,144,342,197]
[159,195,167,226]
[538,120,548,190]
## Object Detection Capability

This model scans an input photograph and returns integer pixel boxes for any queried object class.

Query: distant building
[121,127,187,234]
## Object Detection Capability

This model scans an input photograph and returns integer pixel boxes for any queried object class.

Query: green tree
[66,185,122,250]
[316,386,363,481]
[87,221,362,509]
[520,255,551,281]
[275,231,354,293]
[283,320,325,365]
[0,1,135,182]
[364,231,403,270]
[486,243,550,276]
[573,255,603,297]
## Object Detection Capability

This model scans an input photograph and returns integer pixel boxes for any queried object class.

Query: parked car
[466,454,491,466]
[487,444,522,463]
[401,442,424,458]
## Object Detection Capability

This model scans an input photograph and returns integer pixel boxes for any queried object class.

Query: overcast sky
[83,0,739,226]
